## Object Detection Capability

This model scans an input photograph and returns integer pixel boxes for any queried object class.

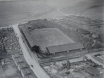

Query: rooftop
[47,42,84,53]
[84,67,100,76]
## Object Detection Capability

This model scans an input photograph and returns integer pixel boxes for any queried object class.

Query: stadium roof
[46,43,84,53]
[31,28,75,52]
[20,25,39,48]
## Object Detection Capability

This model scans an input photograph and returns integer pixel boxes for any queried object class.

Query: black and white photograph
[0,0,104,78]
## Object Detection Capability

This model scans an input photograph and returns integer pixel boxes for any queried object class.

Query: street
[12,25,50,78]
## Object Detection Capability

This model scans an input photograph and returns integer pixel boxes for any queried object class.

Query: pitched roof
[84,67,100,76]
[20,25,39,48]
[47,43,84,53]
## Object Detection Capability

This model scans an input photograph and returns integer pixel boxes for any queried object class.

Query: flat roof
[47,43,84,53]
[31,28,75,52]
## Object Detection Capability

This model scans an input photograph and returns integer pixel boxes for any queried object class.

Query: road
[12,25,50,78]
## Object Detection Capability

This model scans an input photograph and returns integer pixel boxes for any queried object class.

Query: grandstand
[19,25,40,52]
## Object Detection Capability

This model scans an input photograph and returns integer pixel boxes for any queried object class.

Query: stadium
[19,23,86,64]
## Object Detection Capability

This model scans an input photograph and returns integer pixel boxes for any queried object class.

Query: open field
[31,28,74,52]
[60,0,104,20]
[0,0,103,27]
[0,1,55,27]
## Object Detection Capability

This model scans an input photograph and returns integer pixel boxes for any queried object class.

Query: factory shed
[84,67,100,77]
[47,43,84,54]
